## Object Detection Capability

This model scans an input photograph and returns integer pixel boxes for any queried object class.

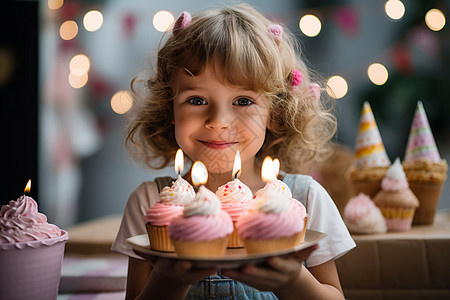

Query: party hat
[404,101,441,163]
[354,101,390,167]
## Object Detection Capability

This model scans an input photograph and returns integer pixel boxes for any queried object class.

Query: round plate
[126,229,325,268]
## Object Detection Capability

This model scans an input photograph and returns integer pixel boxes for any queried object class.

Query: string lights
[46,0,447,108]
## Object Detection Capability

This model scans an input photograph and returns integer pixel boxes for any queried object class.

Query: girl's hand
[221,244,318,292]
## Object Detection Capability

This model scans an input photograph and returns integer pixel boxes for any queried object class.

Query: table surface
[350,211,450,241]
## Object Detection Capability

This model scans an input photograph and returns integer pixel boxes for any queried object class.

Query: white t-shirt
[111,176,355,267]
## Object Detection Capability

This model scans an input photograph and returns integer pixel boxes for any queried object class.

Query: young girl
[112,4,355,299]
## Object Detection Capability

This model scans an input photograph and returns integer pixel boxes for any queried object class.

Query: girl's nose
[205,106,232,130]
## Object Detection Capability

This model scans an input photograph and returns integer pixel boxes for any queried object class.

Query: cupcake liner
[350,179,382,198]
[294,216,308,245]
[243,232,301,255]
[0,231,68,300]
[408,181,444,225]
[378,207,415,231]
[146,223,174,252]
[171,236,230,257]
[227,222,244,248]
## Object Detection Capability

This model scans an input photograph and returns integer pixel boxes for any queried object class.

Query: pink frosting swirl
[236,187,304,240]
[168,185,233,241]
[237,210,303,239]
[144,202,184,226]
[343,193,387,234]
[381,158,409,192]
[168,211,233,241]
[216,179,252,221]
[289,198,307,220]
[0,196,62,244]
[344,193,377,222]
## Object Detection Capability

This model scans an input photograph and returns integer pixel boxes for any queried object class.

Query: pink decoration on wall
[122,13,137,39]
[333,6,359,37]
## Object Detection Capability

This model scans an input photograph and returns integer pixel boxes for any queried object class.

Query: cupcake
[237,187,307,254]
[343,193,387,234]
[289,198,308,244]
[168,186,233,257]
[402,101,448,225]
[0,193,68,300]
[373,158,419,231]
[347,102,391,197]
[216,178,252,248]
[144,176,194,252]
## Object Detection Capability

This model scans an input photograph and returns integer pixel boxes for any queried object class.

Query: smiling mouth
[199,140,238,149]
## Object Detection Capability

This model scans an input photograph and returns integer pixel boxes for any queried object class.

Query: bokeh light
[385,0,405,20]
[69,54,90,76]
[48,0,63,10]
[368,63,389,85]
[68,72,88,89]
[153,10,175,32]
[326,76,348,99]
[111,90,134,114]
[299,14,322,37]
[425,9,446,31]
[83,10,103,32]
[59,20,78,40]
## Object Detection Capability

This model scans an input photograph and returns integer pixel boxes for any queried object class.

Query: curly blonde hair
[125,4,337,174]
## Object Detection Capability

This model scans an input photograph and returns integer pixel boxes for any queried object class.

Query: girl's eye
[188,97,207,105]
[233,97,253,106]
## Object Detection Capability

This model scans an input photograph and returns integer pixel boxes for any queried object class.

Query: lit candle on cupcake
[259,156,292,198]
[236,159,307,254]
[168,161,233,257]
[144,149,195,252]
[216,151,253,248]
[0,179,68,299]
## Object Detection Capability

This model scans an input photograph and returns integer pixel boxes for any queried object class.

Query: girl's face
[173,63,271,175]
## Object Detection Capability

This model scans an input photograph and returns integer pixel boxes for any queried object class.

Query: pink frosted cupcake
[145,176,195,252]
[168,186,233,257]
[237,187,306,254]
[0,194,68,299]
[216,178,252,248]
[253,178,308,245]
[344,193,387,234]
[289,198,308,244]
[373,158,419,231]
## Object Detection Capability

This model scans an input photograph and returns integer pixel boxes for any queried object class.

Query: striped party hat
[404,101,441,163]
[354,101,391,167]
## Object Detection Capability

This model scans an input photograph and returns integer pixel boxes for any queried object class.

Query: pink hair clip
[291,69,303,87]
[309,83,320,102]
[173,11,192,35]
[269,24,283,46]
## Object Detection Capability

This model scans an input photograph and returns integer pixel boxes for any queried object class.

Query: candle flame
[24,179,31,194]
[273,158,280,177]
[191,161,208,186]
[232,150,241,179]
[174,149,184,174]
[261,156,276,182]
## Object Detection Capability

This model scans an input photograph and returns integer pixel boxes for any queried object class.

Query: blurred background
[2,0,449,228]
